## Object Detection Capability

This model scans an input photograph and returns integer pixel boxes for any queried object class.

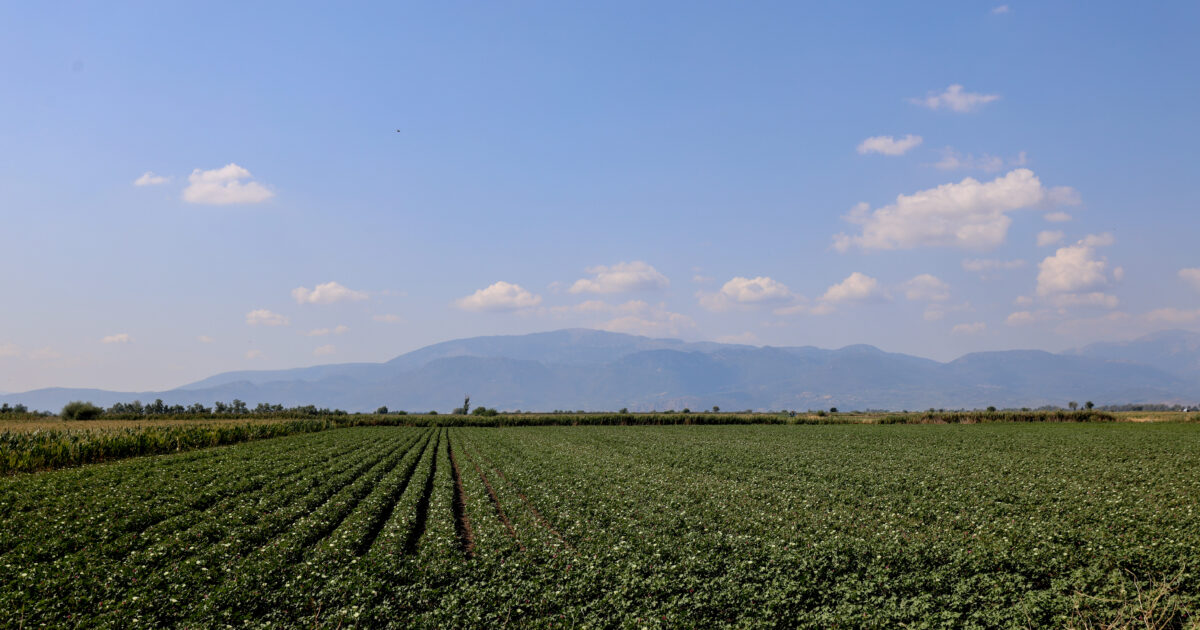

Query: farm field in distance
[3,424,1199,627]
[1,410,1193,435]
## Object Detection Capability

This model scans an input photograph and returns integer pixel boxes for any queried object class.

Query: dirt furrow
[471,456,523,550]
[447,438,475,558]
[474,448,573,551]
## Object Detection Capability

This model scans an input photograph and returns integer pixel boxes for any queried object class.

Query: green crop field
[2,424,1199,628]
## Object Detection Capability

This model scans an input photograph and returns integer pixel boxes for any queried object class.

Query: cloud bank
[833,169,1076,252]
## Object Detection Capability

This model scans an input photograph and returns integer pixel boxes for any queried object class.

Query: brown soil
[476,451,573,552]
[472,457,523,550]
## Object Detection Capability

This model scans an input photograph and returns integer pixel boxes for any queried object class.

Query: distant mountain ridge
[4,328,1199,412]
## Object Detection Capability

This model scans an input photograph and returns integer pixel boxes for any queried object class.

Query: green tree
[1085,401,1094,410]
[1069,401,1079,410]
[376,406,389,414]
[61,401,103,421]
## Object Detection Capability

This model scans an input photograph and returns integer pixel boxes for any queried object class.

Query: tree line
[61,399,352,421]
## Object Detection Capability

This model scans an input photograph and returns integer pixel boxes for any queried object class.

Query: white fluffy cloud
[820,272,884,304]
[1035,235,1120,308]
[182,163,274,205]
[698,276,795,311]
[1036,230,1064,247]
[902,274,950,302]
[245,309,289,326]
[1179,268,1200,292]
[292,281,368,305]
[133,172,167,186]
[951,322,987,335]
[909,84,1000,113]
[455,281,542,312]
[314,344,336,356]
[569,261,669,294]
[768,272,886,316]
[833,169,1075,252]
[100,333,131,344]
[857,134,923,156]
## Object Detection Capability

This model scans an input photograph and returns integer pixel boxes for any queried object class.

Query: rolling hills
[3,329,1199,412]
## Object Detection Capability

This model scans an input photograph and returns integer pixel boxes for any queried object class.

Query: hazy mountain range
[4,329,1200,413]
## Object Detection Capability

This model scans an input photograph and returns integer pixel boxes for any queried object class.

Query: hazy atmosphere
[3,2,1199,393]
[6,4,1200,628]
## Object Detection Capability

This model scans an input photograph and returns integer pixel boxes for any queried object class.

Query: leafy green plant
[60,401,103,421]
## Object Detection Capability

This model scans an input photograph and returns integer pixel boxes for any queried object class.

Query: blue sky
[2,1,1199,392]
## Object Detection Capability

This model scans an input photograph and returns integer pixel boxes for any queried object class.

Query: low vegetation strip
[1,424,1199,626]
[0,415,423,474]
[0,408,1159,475]
[875,409,1118,423]
[0,418,327,474]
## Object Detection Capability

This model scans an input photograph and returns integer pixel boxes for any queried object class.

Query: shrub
[61,401,104,421]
